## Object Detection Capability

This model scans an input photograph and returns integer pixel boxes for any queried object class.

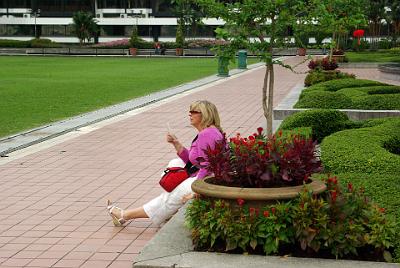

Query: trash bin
[238,50,247,69]
[217,56,230,77]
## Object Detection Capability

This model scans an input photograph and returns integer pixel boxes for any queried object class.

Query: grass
[0,56,259,138]
[346,51,400,63]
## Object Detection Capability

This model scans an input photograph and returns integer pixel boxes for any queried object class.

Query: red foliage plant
[308,58,338,71]
[205,128,322,188]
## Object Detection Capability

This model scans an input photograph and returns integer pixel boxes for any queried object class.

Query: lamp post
[32,9,41,39]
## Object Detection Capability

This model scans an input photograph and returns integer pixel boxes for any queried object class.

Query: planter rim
[191,177,326,201]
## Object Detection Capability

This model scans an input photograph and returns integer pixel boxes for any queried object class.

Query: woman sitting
[107,100,223,226]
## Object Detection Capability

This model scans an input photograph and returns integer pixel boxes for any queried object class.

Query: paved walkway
[0,57,397,268]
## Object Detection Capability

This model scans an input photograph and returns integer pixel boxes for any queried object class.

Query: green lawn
[346,51,400,63]
[0,56,259,138]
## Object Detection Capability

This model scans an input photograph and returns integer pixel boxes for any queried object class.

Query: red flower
[271,207,276,215]
[263,210,270,217]
[237,198,245,207]
[353,29,365,37]
[249,207,256,215]
[257,127,263,135]
[379,207,385,213]
[331,191,337,202]
[347,183,353,192]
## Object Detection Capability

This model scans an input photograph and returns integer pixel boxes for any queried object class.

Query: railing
[0,47,326,56]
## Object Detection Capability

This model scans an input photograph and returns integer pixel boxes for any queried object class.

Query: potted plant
[191,128,326,206]
[129,26,140,56]
[295,30,309,56]
[175,22,185,56]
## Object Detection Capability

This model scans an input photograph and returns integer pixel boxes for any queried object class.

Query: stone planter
[297,47,307,56]
[192,177,326,207]
[129,47,137,56]
[176,48,184,56]
[331,54,346,62]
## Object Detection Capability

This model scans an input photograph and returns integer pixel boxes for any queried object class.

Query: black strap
[184,135,200,175]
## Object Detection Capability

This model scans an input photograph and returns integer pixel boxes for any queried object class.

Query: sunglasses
[189,110,202,115]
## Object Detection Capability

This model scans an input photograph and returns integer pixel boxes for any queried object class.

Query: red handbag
[159,167,190,192]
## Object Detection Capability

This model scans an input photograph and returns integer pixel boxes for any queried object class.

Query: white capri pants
[143,158,197,226]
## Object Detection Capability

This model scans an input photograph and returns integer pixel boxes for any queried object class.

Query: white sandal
[107,200,126,227]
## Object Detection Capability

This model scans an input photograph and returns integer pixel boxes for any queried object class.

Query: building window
[7,0,31,8]
[97,0,125,9]
[4,25,33,36]
[0,24,7,35]
[41,25,66,36]
[101,25,126,37]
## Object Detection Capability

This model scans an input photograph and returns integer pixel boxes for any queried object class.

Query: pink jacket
[177,127,223,179]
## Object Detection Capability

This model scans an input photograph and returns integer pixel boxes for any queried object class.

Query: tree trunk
[267,63,274,136]
[329,32,336,61]
[262,64,270,135]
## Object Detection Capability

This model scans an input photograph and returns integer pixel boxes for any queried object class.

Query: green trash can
[217,57,230,77]
[238,50,247,69]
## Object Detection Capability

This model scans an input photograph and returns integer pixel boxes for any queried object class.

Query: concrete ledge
[133,204,399,268]
[274,108,400,121]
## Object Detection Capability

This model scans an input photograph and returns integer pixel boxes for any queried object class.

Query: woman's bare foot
[181,193,194,204]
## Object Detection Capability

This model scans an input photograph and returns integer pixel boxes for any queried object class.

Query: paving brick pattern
[1,57,396,268]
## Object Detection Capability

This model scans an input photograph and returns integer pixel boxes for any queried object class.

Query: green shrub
[320,117,400,174]
[0,39,30,48]
[30,38,61,48]
[319,117,400,261]
[378,39,394,50]
[304,70,355,87]
[279,109,349,142]
[297,79,400,110]
[294,91,352,109]
[352,94,400,110]
[305,79,385,93]
[390,47,400,54]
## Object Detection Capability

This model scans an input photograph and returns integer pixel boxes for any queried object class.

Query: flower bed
[186,177,397,261]
[295,78,400,110]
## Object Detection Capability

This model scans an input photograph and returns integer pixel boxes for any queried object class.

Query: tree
[386,0,400,44]
[196,0,316,135]
[315,0,367,59]
[365,0,386,49]
[71,11,98,46]
[171,0,203,40]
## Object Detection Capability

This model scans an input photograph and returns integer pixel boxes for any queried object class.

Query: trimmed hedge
[278,109,349,142]
[0,39,31,48]
[296,79,400,110]
[320,117,400,174]
[320,117,400,262]
[0,38,61,48]
[281,113,400,262]
[304,70,355,87]
[295,91,353,109]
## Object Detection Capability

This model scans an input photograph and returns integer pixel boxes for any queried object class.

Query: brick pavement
[1,57,397,268]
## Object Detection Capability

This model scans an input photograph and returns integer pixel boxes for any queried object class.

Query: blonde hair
[190,100,222,132]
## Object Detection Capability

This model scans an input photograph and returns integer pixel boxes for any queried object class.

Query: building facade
[0,0,221,43]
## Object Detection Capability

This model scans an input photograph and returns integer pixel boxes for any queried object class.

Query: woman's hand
[166,133,178,144]
[167,133,183,153]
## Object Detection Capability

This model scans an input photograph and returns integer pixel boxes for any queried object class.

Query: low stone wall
[274,108,400,121]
